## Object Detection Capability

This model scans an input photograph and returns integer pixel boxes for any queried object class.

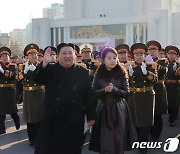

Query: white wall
[172,12,180,47]
[147,10,168,47]
[32,18,51,49]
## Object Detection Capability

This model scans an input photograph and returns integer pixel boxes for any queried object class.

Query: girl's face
[104,52,118,70]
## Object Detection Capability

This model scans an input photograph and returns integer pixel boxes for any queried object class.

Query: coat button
[72,100,75,103]
[73,86,77,90]
[56,98,60,101]
[56,110,59,114]
[58,85,62,88]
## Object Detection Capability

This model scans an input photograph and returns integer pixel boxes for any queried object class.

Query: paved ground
[0,104,179,154]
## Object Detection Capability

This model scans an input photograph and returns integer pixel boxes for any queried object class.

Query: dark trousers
[27,122,41,145]
[150,115,162,139]
[0,113,20,134]
[136,126,150,142]
[168,107,178,123]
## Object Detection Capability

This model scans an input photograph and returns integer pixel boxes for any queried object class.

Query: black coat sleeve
[33,62,48,84]
[92,73,106,97]
[85,71,97,121]
[111,77,130,98]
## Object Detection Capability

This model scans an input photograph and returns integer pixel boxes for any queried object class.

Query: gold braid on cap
[81,47,91,53]
[133,48,145,54]
[168,50,177,54]
[26,49,38,56]
[0,51,10,56]
[148,45,159,50]
[118,49,128,53]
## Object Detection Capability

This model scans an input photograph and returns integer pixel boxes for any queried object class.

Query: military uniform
[146,40,168,140]
[17,44,45,145]
[81,47,100,80]
[127,43,157,153]
[0,47,20,135]
[164,46,180,126]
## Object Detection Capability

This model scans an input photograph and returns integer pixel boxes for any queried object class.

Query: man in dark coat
[0,47,20,135]
[34,43,96,154]
[146,40,168,140]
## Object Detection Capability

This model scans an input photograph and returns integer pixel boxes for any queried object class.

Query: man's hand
[29,64,36,71]
[42,47,53,68]
[24,62,30,74]
[88,120,95,126]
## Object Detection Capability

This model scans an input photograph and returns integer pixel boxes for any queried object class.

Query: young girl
[89,47,134,154]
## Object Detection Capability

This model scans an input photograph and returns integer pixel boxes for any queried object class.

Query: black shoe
[15,123,20,130]
[0,130,6,135]
[169,122,175,127]
[139,148,148,153]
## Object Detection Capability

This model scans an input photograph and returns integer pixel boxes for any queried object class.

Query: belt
[165,80,180,84]
[0,84,15,88]
[23,85,45,91]
[157,80,164,84]
[130,86,153,93]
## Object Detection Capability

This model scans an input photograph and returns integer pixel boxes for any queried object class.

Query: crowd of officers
[0,40,179,152]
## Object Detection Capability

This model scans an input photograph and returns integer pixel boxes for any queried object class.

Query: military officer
[146,40,168,140]
[81,47,99,79]
[16,43,45,146]
[115,44,129,64]
[165,45,180,126]
[127,43,157,153]
[0,47,20,135]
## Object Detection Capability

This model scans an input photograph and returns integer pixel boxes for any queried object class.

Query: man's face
[57,46,75,68]
[0,54,10,64]
[12,58,18,64]
[118,52,128,63]
[134,53,145,63]
[27,50,38,63]
[167,53,177,61]
[82,51,91,60]
[148,49,158,59]
[158,52,166,58]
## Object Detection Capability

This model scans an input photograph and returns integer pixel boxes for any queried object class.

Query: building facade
[9,29,26,52]
[43,3,63,19]
[31,0,180,49]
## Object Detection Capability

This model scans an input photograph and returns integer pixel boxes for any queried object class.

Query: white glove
[29,64,36,71]
[24,62,30,74]
[173,63,177,71]
[141,62,148,75]
[128,65,134,77]
[0,66,4,74]
[145,55,154,62]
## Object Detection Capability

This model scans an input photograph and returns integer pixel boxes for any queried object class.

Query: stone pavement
[0,104,179,154]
